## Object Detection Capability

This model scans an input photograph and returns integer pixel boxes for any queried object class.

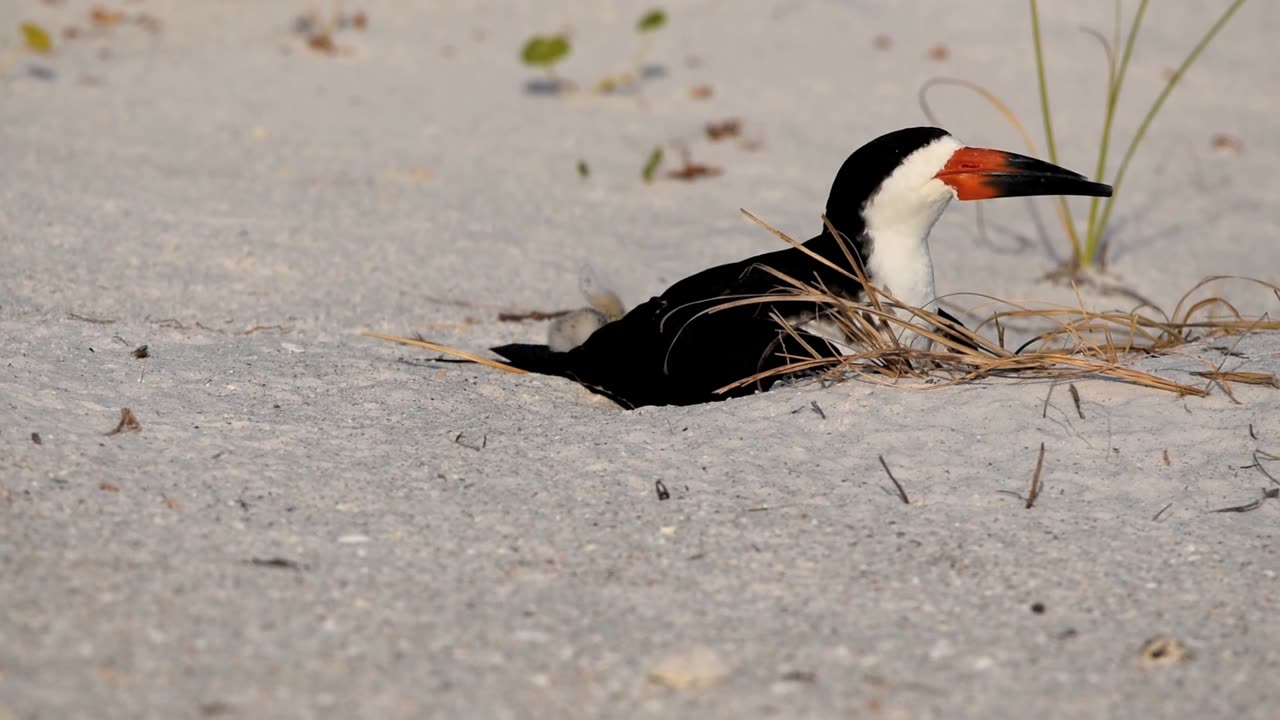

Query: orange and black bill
[935,147,1113,201]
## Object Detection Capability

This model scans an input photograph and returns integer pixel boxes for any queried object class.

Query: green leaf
[20,22,53,54]
[636,8,667,33]
[576,160,590,179]
[520,34,570,67]
[641,146,663,183]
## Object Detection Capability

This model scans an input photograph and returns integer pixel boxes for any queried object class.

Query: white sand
[2,1,1278,717]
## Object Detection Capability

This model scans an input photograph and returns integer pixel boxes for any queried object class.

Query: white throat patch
[860,135,963,314]
[858,135,963,348]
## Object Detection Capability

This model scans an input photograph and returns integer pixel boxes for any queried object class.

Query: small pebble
[648,646,730,689]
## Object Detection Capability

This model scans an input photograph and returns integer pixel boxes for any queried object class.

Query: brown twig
[879,455,910,505]
[236,324,293,336]
[65,312,115,324]
[1067,384,1084,419]
[1210,487,1278,514]
[497,309,572,322]
[1245,450,1278,485]
[1026,442,1046,509]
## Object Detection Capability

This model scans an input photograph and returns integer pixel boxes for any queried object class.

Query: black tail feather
[490,343,572,376]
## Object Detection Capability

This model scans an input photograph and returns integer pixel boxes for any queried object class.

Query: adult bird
[493,127,1111,408]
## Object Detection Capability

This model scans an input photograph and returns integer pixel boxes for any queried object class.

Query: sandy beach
[2,1,1278,717]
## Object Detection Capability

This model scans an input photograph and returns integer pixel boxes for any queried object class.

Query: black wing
[493,237,859,407]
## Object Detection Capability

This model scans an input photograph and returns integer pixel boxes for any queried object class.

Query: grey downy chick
[547,265,626,352]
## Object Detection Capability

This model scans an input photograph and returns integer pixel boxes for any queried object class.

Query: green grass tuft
[925,1,1248,273]
[1034,0,1247,271]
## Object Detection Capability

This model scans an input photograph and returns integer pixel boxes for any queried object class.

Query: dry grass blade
[819,214,887,316]
[919,77,1040,156]
[362,331,528,375]
[1169,276,1277,324]
[1191,371,1278,387]
[1026,442,1046,509]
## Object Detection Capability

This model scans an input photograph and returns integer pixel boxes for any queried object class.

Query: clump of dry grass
[711,211,1279,400]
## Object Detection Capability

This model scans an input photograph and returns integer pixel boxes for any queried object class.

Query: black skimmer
[493,127,1112,408]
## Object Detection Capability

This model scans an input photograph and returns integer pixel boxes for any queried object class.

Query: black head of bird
[825,126,1111,235]
[819,126,1112,319]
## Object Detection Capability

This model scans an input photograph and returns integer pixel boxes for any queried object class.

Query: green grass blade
[1078,25,1117,252]
[1029,0,1060,166]
[1092,0,1248,257]
[1029,0,1082,265]
[1082,0,1148,267]
[1112,0,1122,68]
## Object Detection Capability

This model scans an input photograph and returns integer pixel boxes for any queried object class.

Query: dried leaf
[1210,133,1243,153]
[89,6,125,28]
[705,119,741,141]
[307,33,336,54]
[667,163,721,181]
